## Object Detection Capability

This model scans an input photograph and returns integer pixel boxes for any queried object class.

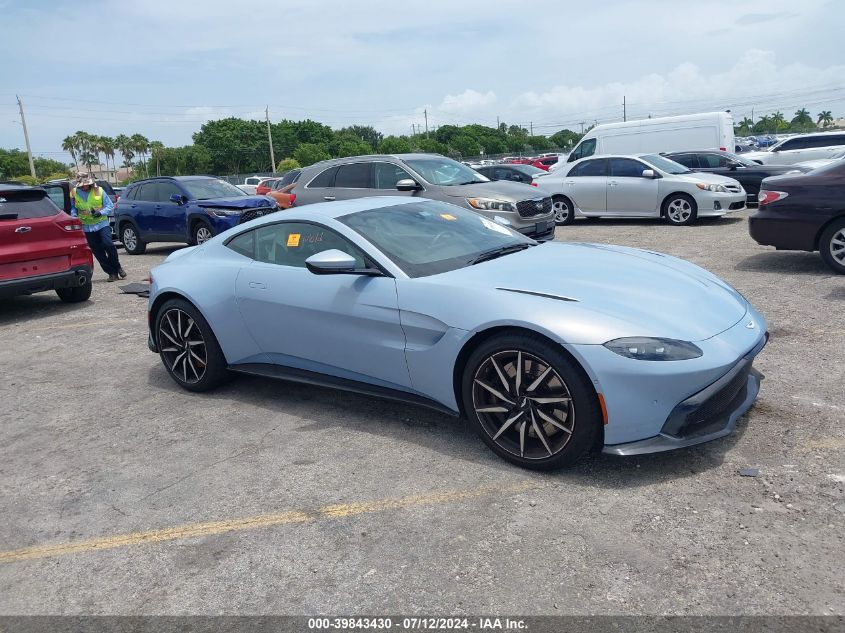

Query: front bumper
[515,218,556,241]
[696,189,747,217]
[0,265,92,299]
[603,334,767,455]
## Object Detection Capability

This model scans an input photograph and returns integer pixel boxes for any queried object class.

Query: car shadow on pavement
[735,250,829,275]
[569,216,744,228]
[147,364,745,489]
[0,292,96,327]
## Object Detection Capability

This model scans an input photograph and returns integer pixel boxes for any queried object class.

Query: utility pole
[16,95,36,179]
[265,106,276,174]
[424,109,429,137]
[497,115,500,129]
[623,95,626,122]
[580,121,585,134]
[530,122,533,136]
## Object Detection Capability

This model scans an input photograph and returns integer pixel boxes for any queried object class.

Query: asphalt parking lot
[1,209,843,615]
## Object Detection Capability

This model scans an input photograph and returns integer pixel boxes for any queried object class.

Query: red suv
[0,184,94,302]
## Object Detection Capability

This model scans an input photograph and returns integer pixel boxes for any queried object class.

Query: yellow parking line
[23,318,141,333]
[0,481,536,564]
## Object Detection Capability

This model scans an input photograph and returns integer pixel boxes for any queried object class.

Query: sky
[1,0,844,162]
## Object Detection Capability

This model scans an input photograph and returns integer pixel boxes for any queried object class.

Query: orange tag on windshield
[287,233,301,247]
[440,213,457,221]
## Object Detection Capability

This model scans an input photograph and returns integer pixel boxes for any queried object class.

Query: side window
[335,163,372,189]
[778,139,804,151]
[307,166,337,188]
[254,222,366,269]
[570,159,607,177]
[810,135,845,148]
[671,154,698,168]
[135,183,155,201]
[374,162,413,189]
[226,230,255,258]
[42,185,66,210]
[155,181,184,202]
[279,169,301,187]
[698,154,729,168]
[610,158,648,177]
[572,138,597,161]
[493,168,511,180]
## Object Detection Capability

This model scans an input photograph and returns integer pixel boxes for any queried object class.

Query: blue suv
[115,176,278,254]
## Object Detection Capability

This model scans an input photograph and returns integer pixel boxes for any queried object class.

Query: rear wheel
[121,223,146,255]
[461,332,600,470]
[819,218,845,274]
[56,279,92,303]
[552,195,574,225]
[155,298,229,392]
[192,221,213,245]
[663,194,697,226]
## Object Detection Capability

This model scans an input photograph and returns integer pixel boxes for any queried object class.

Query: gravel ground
[0,208,843,615]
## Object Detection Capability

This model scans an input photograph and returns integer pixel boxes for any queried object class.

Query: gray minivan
[293,153,555,239]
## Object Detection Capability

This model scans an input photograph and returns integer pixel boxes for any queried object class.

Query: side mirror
[169,193,185,205]
[305,249,382,276]
[728,163,738,170]
[641,169,656,179]
[396,178,422,192]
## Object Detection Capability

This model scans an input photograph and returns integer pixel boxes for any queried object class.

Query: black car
[748,160,845,274]
[475,163,547,184]
[664,151,811,203]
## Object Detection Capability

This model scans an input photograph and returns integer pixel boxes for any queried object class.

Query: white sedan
[533,153,746,226]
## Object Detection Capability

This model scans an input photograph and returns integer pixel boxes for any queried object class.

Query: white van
[567,112,735,163]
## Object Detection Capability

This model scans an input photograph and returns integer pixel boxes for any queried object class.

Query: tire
[154,298,229,392]
[461,332,601,470]
[56,279,92,303]
[551,195,574,225]
[121,223,146,255]
[663,193,698,226]
[192,221,214,245]
[819,218,845,275]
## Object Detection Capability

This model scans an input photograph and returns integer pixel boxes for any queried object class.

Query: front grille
[516,196,552,218]
[663,362,752,439]
[729,201,745,210]
[238,207,275,224]
[724,184,742,193]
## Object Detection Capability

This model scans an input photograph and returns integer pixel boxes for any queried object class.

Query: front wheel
[192,221,214,245]
[121,224,146,255]
[819,219,845,274]
[154,298,229,392]
[663,194,698,226]
[462,333,601,470]
[551,196,574,225]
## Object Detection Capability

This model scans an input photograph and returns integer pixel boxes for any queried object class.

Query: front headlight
[696,183,727,193]
[467,198,516,212]
[604,337,703,361]
[205,207,241,217]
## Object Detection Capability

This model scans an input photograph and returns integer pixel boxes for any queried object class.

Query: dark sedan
[665,150,811,203]
[748,160,845,274]
[476,163,546,184]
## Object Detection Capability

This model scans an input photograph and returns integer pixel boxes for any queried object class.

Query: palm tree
[771,111,786,132]
[149,141,164,176]
[130,134,150,177]
[818,110,834,128]
[753,115,772,135]
[62,135,79,172]
[74,131,97,173]
[98,136,116,181]
[114,134,134,175]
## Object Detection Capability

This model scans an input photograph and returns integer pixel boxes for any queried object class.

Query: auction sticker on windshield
[287,233,301,247]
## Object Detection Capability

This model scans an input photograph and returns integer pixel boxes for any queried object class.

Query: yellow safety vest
[72,186,105,226]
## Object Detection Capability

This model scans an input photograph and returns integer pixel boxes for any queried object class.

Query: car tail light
[719,147,726,151]
[758,190,788,206]
[289,193,296,206]
[530,182,538,187]
[59,220,83,231]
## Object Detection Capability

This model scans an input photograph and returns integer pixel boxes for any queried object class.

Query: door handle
[323,196,336,201]
[248,281,267,289]
[608,181,618,187]
[15,226,32,233]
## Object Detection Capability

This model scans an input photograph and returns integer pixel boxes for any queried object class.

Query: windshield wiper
[468,243,535,265]
[454,179,487,185]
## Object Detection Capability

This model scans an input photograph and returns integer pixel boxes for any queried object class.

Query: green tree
[548,129,582,149]
[115,134,135,173]
[337,125,383,150]
[293,143,330,166]
[275,158,301,172]
[194,118,268,173]
[817,110,834,128]
[378,135,412,154]
[753,115,773,134]
[130,134,150,177]
[62,135,79,172]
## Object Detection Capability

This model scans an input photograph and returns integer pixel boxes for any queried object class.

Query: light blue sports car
[148,196,768,470]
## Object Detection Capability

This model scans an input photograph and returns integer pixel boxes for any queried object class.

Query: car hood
[670,172,741,186]
[753,164,812,175]
[193,196,273,209]
[437,180,544,202]
[741,150,770,162]
[436,242,748,342]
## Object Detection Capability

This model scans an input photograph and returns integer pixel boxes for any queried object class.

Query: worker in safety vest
[70,174,126,282]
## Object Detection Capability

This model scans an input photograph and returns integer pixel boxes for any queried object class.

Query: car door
[299,165,338,205]
[372,161,420,198]
[233,221,411,390]
[328,162,373,202]
[564,158,608,214]
[768,138,812,164]
[127,182,157,236]
[605,158,660,216]
[152,181,188,239]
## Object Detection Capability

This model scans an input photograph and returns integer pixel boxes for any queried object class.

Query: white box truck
[566,112,735,164]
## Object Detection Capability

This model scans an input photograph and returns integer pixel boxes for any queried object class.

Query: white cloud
[439,90,497,114]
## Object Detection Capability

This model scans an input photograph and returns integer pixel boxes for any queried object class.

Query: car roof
[304,153,449,170]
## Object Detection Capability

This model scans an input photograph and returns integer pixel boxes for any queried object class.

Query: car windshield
[403,157,490,186]
[641,154,692,175]
[182,179,247,200]
[338,200,535,278]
